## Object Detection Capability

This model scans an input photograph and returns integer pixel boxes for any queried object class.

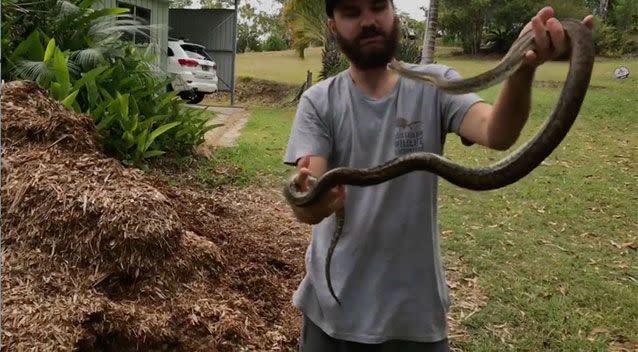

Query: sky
[245,0,431,21]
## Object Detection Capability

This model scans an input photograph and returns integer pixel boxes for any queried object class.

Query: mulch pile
[1,80,310,351]
[203,77,298,107]
[1,80,486,351]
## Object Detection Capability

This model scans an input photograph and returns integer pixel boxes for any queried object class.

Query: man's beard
[334,16,400,70]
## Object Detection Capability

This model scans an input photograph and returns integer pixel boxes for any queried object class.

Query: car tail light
[178,58,198,67]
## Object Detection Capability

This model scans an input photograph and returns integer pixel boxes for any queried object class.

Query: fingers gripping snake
[283,19,594,306]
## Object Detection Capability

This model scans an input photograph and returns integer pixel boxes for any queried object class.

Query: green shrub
[263,34,289,52]
[5,0,214,169]
[85,45,213,167]
[594,22,637,57]
[396,38,421,64]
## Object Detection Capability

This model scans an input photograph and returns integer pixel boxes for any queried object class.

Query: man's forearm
[487,65,536,150]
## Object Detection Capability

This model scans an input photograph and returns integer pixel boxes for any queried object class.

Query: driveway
[192,105,250,157]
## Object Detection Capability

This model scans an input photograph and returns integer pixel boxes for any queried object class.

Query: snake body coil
[283,19,594,306]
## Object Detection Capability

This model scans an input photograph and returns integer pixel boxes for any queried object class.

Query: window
[167,47,174,56]
[117,1,151,45]
[181,44,213,61]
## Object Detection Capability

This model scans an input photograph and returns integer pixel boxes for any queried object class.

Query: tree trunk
[599,0,610,21]
[420,0,439,64]
[320,33,342,80]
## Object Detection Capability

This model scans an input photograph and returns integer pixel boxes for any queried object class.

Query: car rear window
[181,44,213,61]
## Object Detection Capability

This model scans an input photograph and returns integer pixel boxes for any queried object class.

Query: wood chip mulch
[1,80,486,351]
[1,80,310,351]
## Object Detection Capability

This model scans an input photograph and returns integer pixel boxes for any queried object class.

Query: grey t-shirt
[283,64,483,344]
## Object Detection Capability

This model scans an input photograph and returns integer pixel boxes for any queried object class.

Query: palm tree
[420,0,438,64]
[282,0,328,59]
[282,0,348,79]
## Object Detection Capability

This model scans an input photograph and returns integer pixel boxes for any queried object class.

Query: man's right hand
[290,155,346,225]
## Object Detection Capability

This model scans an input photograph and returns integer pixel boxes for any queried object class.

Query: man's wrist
[504,64,536,89]
[292,205,324,225]
[514,63,536,79]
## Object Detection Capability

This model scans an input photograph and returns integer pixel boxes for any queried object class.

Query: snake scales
[283,19,594,306]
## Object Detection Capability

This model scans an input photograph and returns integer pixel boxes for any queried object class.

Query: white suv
[167,39,219,104]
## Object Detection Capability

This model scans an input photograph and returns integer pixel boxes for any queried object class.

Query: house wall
[94,0,169,70]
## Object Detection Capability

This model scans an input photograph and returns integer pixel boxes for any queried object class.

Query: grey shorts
[298,315,450,352]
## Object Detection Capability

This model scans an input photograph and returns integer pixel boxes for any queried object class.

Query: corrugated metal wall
[168,9,237,94]
[93,0,169,70]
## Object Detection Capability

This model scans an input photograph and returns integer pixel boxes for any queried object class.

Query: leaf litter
[1,80,489,351]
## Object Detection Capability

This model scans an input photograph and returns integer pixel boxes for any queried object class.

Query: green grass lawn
[205,55,638,351]
[236,45,462,84]
[236,47,323,85]
[236,45,636,87]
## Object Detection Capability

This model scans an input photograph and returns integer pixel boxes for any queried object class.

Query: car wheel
[187,92,205,104]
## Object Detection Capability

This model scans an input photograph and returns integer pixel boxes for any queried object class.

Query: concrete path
[192,105,250,157]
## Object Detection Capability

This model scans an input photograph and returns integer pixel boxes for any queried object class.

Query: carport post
[231,0,238,106]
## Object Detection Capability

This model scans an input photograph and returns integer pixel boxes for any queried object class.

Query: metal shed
[97,0,169,70]
[94,0,170,69]
[168,6,238,105]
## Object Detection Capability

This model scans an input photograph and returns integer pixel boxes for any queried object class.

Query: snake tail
[326,207,345,305]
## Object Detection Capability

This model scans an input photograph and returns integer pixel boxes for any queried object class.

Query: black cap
[325,0,338,18]
[326,0,394,18]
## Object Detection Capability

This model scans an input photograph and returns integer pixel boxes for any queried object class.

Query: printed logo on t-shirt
[394,117,424,155]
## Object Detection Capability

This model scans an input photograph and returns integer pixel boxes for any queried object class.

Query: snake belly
[283,19,594,306]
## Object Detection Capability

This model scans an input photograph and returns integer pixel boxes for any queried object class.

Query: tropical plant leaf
[143,150,166,158]
[51,47,71,96]
[136,128,149,154]
[11,31,45,62]
[146,121,181,150]
[96,111,116,130]
[43,38,56,64]
[61,90,79,110]
[73,65,108,89]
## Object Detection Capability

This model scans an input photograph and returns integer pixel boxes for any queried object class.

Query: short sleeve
[283,94,332,166]
[439,68,484,135]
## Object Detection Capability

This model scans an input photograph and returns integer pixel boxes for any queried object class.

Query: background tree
[421,0,438,64]
[483,0,540,54]
[437,0,635,56]
[282,0,326,58]
[438,0,491,55]
[236,2,263,52]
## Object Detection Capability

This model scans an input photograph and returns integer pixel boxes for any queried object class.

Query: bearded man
[283,1,594,351]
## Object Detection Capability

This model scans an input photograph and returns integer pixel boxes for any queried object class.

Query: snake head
[287,173,318,193]
[306,175,319,189]
[387,58,404,71]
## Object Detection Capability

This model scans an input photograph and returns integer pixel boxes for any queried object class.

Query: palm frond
[90,15,148,38]
[56,0,80,18]
[70,47,105,67]
[65,57,81,76]
[282,0,329,57]
[13,60,54,84]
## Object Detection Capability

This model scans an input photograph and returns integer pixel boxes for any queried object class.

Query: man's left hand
[520,6,595,68]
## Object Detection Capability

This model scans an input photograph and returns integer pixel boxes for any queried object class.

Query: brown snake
[283,19,594,306]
